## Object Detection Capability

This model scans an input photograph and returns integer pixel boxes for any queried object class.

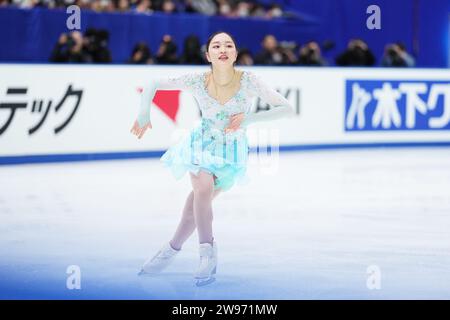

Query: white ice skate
[138,242,180,276]
[194,241,218,286]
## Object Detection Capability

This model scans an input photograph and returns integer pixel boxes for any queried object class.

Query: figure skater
[130,31,295,286]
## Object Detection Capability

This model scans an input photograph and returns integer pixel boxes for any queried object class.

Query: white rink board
[0,64,449,159]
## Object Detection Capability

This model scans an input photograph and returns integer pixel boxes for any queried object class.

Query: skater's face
[206,33,238,67]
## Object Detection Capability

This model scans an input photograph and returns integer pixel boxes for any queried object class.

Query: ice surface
[1,147,450,299]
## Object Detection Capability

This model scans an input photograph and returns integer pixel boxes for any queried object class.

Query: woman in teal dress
[130,31,294,286]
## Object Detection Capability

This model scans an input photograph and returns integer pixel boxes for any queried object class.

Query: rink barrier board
[1,65,450,161]
[2,141,450,165]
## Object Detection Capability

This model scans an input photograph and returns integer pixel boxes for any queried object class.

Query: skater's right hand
[224,112,245,133]
[130,120,152,139]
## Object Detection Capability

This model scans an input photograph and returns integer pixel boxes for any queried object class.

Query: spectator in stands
[10,0,33,8]
[155,34,179,64]
[134,0,154,14]
[236,48,254,65]
[5,0,289,19]
[12,0,51,8]
[83,28,112,63]
[115,0,130,12]
[149,0,163,10]
[298,41,327,66]
[265,3,283,18]
[50,31,91,63]
[335,39,376,66]
[74,0,94,10]
[381,42,415,67]
[216,0,232,17]
[249,3,266,17]
[127,41,154,64]
[254,34,290,65]
[91,0,116,12]
[161,0,177,14]
[234,1,251,18]
[184,0,217,16]
[279,41,298,65]
[179,34,204,64]
[217,0,265,19]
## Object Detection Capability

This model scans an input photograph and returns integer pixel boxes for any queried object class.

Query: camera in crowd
[382,42,415,67]
[50,28,112,63]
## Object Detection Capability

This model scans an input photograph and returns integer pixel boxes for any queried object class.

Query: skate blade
[137,269,158,276]
[137,269,146,276]
[195,276,216,287]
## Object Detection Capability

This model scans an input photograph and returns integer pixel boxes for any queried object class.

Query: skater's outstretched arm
[131,73,196,139]
[241,71,295,127]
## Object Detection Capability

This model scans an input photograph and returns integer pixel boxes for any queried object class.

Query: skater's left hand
[224,113,245,133]
[130,120,152,139]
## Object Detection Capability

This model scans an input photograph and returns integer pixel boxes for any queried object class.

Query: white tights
[169,170,221,250]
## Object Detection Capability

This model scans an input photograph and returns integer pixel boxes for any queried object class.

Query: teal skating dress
[136,70,294,192]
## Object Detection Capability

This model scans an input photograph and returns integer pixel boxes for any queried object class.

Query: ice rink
[1,147,450,299]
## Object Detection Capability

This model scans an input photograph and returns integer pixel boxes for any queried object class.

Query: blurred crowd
[51,28,112,63]
[50,29,416,67]
[1,0,287,19]
[2,0,416,67]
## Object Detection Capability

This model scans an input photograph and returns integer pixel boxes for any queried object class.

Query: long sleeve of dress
[242,71,295,127]
[136,73,196,127]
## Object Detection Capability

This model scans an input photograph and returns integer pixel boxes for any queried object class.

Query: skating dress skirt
[160,118,249,192]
